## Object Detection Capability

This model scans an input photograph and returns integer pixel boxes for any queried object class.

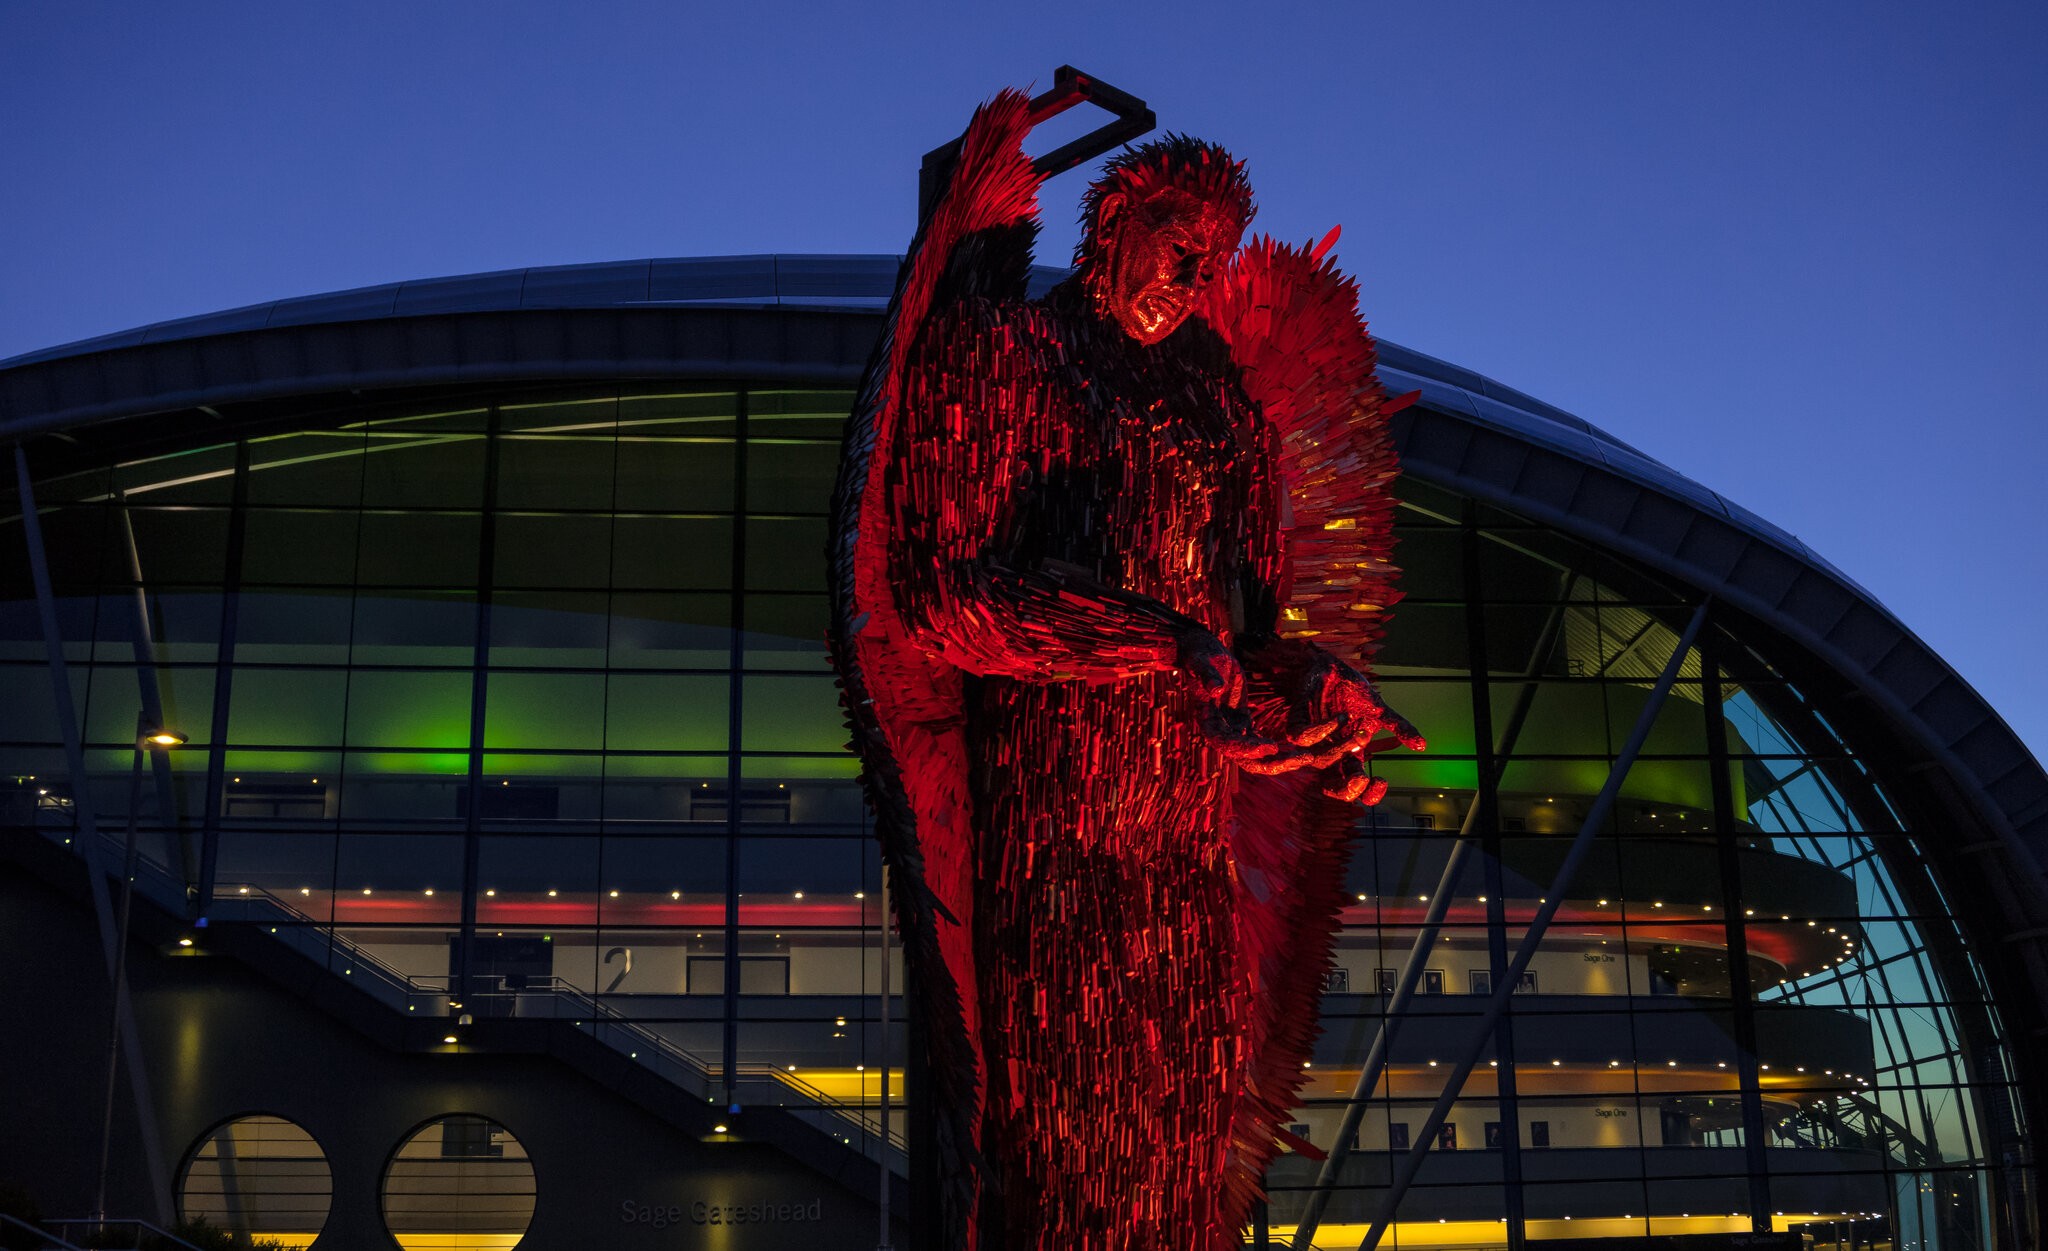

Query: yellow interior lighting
[1272,1213,1867,1250]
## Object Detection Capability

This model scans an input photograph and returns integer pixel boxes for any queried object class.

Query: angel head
[1075,136,1256,346]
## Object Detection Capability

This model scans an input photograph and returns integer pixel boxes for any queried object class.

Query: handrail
[38,821,908,1165]
[0,1211,86,1250]
[47,1217,207,1251]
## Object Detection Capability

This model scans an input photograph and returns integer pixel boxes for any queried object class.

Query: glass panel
[352,592,474,666]
[235,590,354,665]
[610,517,733,589]
[494,435,616,510]
[123,506,231,585]
[743,517,824,590]
[746,438,838,513]
[348,671,472,750]
[355,513,481,587]
[489,591,608,668]
[741,674,844,754]
[606,674,728,752]
[483,672,604,751]
[380,1116,535,1251]
[179,1115,333,1248]
[609,592,729,669]
[246,429,367,506]
[242,509,362,586]
[741,593,830,671]
[493,513,612,589]
[358,422,487,508]
[228,669,349,746]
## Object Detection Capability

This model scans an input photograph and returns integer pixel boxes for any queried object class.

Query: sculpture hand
[1296,655,1424,753]
[1292,656,1425,802]
[1180,630,1347,775]
[1228,645,1426,801]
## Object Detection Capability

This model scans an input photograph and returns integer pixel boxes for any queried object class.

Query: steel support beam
[455,407,502,1010]
[721,390,750,1110]
[115,497,196,890]
[1355,599,1708,1251]
[14,443,174,1223]
[1290,576,1577,1248]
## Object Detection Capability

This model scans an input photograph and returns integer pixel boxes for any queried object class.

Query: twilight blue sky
[4,2,2044,764]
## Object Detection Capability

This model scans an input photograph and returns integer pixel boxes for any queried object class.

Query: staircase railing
[44,1218,206,1251]
[0,1212,85,1251]
[35,820,907,1171]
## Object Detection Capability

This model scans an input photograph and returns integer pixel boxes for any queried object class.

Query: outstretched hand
[1179,632,1424,802]
[1286,654,1425,802]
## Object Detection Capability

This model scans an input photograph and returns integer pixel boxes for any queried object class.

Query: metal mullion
[1290,549,1578,1249]
[594,397,625,1010]
[13,443,174,1222]
[196,438,250,917]
[1465,509,1525,1248]
[1704,628,1776,1229]
[721,390,748,1110]
[456,406,503,1005]
[1357,599,1709,1251]
[113,493,194,890]
[1758,684,1992,1171]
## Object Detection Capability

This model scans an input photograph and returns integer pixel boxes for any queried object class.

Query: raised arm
[885,298,1217,685]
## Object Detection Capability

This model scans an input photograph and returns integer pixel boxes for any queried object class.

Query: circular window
[179,1114,332,1249]
[381,1115,536,1251]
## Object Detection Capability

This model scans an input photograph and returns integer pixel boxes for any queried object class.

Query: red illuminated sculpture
[829,86,1423,1250]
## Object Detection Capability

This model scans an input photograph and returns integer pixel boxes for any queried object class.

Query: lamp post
[92,715,185,1225]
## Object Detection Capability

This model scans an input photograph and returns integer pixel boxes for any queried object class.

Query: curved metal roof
[0,254,1890,603]
[4,256,2044,1049]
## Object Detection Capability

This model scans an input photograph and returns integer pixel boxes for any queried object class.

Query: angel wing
[826,88,1041,1251]
[1198,232,1421,1211]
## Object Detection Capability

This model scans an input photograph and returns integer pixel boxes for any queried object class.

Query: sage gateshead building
[0,256,2041,1251]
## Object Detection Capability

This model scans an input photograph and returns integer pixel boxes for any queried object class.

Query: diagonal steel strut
[14,444,174,1223]
[1289,577,1577,1249]
[1350,599,1709,1251]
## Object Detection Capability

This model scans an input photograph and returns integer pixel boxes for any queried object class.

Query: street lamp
[93,715,184,1225]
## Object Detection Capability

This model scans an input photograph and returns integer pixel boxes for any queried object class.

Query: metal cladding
[828,88,1421,1250]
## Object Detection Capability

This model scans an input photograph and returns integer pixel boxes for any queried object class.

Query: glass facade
[1266,479,2029,1251]
[0,387,2032,1249]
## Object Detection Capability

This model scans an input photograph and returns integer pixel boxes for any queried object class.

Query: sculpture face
[1090,186,1245,345]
